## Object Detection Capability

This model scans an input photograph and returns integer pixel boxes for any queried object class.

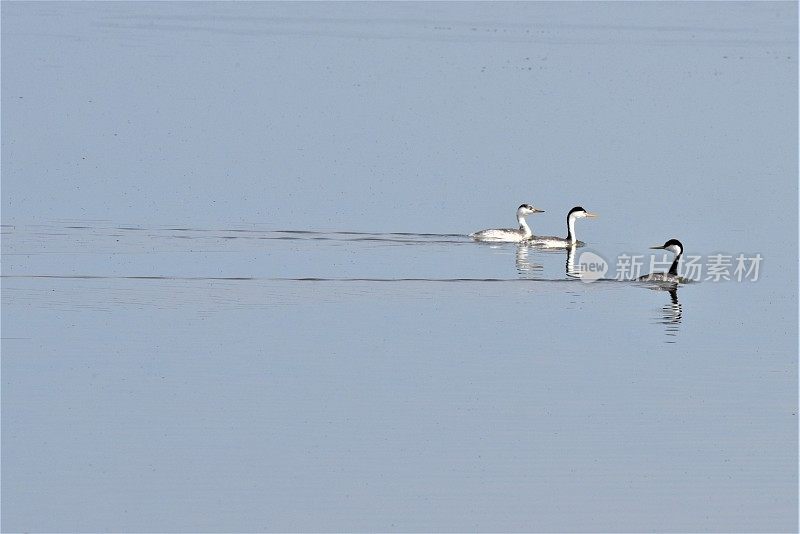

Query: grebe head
[518,204,545,215]
[568,206,598,219]
[651,238,683,255]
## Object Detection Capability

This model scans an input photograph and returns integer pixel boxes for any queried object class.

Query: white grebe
[639,239,684,283]
[528,206,597,247]
[470,204,545,242]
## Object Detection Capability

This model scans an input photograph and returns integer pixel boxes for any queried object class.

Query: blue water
[2,3,797,532]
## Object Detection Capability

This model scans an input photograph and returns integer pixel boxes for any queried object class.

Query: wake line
[1,274,588,283]
[7,224,473,244]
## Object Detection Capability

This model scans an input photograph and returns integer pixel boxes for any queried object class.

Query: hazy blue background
[2,2,797,532]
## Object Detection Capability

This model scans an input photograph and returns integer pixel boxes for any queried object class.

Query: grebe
[639,239,684,283]
[470,204,545,242]
[528,206,597,247]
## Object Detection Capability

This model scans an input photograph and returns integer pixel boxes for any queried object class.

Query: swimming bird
[638,239,684,283]
[528,206,597,247]
[470,204,545,242]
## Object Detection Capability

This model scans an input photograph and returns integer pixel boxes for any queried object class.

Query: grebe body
[639,239,684,283]
[528,206,597,247]
[471,204,544,243]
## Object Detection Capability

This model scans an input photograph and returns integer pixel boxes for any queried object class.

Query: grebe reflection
[647,284,683,342]
[515,244,543,278]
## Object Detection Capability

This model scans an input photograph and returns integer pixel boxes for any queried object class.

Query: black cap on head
[518,204,532,210]
[663,238,683,249]
[568,206,586,214]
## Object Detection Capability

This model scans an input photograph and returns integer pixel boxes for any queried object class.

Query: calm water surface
[2,2,797,532]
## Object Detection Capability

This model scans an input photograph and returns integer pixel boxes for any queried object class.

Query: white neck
[669,247,682,276]
[517,213,532,238]
[566,213,577,244]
